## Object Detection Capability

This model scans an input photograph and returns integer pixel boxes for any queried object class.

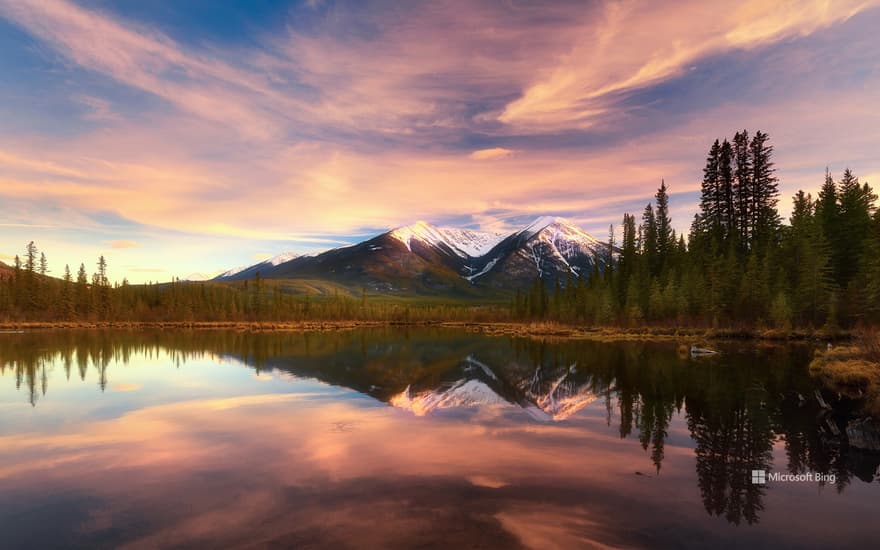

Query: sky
[1,0,878,283]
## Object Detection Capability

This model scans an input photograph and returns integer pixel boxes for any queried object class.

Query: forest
[516,130,879,330]
[2,130,878,330]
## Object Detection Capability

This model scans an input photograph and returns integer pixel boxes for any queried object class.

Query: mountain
[216,252,298,280]
[183,271,225,282]
[214,216,610,295]
[388,355,602,421]
[389,222,506,259]
[464,216,609,289]
[227,335,608,422]
[232,228,483,295]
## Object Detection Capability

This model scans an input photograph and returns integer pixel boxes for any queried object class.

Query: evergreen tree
[786,191,832,325]
[700,140,722,238]
[642,203,658,277]
[733,130,752,245]
[836,169,875,288]
[61,264,74,318]
[655,180,673,266]
[618,213,637,306]
[25,241,37,273]
[606,223,616,280]
[815,169,841,285]
[719,139,735,239]
[75,263,90,317]
[864,209,880,320]
[750,131,779,246]
[96,256,110,316]
[23,241,39,310]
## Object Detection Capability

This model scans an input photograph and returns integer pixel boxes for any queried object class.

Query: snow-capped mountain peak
[389,221,505,259]
[213,215,607,287]
[520,216,596,241]
[521,215,570,237]
[217,264,249,278]
[436,227,506,258]
[506,216,605,279]
[264,252,297,266]
[389,221,450,253]
[388,358,603,421]
[389,380,509,416]
[212,252,297,281]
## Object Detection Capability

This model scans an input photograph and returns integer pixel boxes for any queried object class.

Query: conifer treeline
[0,253,499,323]
[2,130,878,328]
[515,130,880,329]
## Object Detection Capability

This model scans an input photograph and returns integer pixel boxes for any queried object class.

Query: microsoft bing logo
[751,470,767,485]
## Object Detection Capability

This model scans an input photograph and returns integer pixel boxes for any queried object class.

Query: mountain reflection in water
[0,329,877,549]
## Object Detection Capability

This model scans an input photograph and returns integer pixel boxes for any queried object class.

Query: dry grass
[857,327,880,363]
[0,319,861,346]
[0,320,394,332]
[810,329,880,418]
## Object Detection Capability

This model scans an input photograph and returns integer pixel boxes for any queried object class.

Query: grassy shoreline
[0,319,855,341]
[810,331,880,418]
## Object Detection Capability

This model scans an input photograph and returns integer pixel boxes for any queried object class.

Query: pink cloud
[469,148,516,161]
[498,0,878,130]
[0,0,878,282]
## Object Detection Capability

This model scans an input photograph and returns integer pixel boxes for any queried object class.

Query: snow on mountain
[390,380,510,416]
[389,221,451,253]
[217,265,249,279]
[389,372,598,420]
[533,377,599,421]
[437,227,506,258]
[521,217,602,254]
[457,216,607,283]
[212,253,298,280]
[512,216,606,279]
[213,216,605,287]
[520,365,601,421]
[265,252,297,266]
[389,356,600,421]
[464,257,499,281]
[461,355,498,380]
[520,215,564,239]
[389,221,505,259]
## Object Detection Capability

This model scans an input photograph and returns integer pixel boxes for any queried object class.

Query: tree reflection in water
[1,329,877,527]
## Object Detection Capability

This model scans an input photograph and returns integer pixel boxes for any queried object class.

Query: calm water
[0,329,877,549]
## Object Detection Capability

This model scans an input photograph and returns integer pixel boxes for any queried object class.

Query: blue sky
[1,0,879,282]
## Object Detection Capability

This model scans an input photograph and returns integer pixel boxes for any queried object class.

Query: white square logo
[751,469,766,485]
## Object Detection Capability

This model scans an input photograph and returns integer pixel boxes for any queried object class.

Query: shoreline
[810,337,880,419]
[0,320,854,342]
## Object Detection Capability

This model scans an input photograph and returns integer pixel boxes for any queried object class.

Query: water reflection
[0,329,878,548]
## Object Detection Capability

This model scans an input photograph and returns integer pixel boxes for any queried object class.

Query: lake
[0,329,877,549]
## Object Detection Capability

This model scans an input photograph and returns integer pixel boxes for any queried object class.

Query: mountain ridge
[214,216,611,295]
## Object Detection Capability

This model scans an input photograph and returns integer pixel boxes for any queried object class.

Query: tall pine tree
[733,130,752,246]
[655,180,673,269]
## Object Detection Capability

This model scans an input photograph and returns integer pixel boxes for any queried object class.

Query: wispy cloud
[470,148,516,161]
[0,0,878,281]
[108,240,138,249]
[0,223,58,228]
[497,0,878,131]
[0,0,309,140]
